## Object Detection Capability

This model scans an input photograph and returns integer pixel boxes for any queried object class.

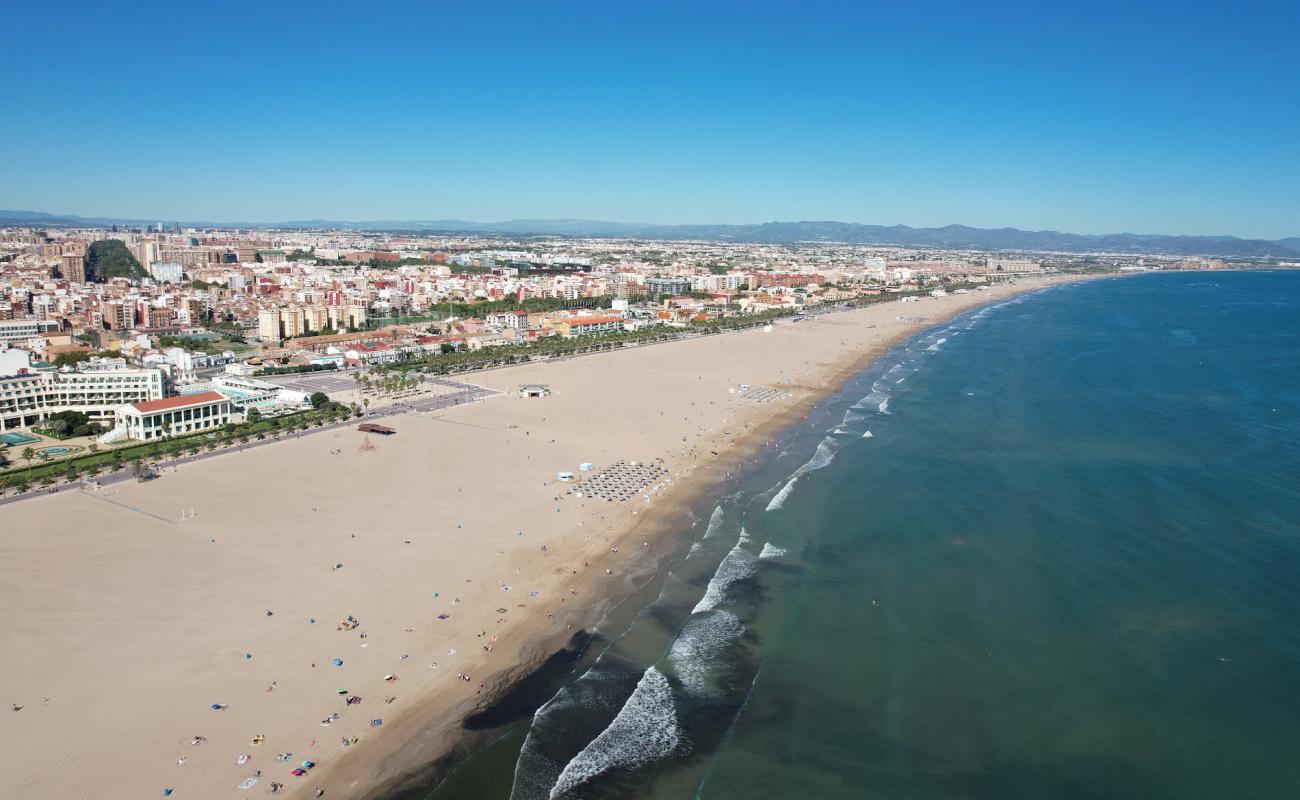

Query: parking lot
[262,373,358,394]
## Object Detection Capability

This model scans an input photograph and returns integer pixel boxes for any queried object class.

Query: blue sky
[1,0,1296,238]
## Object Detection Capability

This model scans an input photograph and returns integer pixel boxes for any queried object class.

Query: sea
[406,270,1300,800]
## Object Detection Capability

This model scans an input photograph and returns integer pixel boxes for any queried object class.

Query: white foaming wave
[667,610,745,695]
[511,669,623,800]
[861,430,874,439]
[926,337,948,352]
[702,504,724,538]
[758,543,786,559]
[765,437,839,511]
[692,540,758,614]
[738,527,752,544]
[548,667,680,799]
[765,476,799,511]
[878,397,890,414]
[850,378,893,411]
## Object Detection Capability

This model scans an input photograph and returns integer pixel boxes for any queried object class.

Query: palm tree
[21,447,35,478]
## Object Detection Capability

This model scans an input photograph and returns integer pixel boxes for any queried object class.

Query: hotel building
[114,391,232,441]
[0,351,166,431]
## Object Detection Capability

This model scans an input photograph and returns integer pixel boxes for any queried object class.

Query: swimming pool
[0,432,40,445]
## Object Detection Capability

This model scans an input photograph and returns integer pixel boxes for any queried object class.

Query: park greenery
[85,240,146,281]
[52,349,120,368]
[36,410,104,439]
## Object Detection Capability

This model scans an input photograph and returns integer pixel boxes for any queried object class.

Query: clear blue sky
[1,0,1296,238]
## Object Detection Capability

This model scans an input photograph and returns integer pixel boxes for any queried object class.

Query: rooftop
[129,391,227,414]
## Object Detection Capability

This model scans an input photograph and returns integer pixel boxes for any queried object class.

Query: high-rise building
[60,253,86,283]
[257,308,282,343]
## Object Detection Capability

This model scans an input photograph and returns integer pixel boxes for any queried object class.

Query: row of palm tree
[352,371,422,396]
[363,310,796,378]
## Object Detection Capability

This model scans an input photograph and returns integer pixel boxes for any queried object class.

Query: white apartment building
[987,258,1042,274]
[0,319,60,345]
[0,350,166,431]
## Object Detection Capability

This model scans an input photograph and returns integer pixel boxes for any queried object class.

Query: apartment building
[546,315,626,338]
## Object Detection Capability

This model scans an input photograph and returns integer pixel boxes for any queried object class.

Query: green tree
[85,240,145,281]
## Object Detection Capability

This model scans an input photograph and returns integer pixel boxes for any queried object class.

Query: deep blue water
[423,270,1300,800]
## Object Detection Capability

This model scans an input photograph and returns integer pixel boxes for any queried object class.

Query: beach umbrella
[332,658,344,666]
[292,768,306,776]
[301,760,315,768]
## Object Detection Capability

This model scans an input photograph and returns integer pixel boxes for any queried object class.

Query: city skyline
[2,1,1297,239]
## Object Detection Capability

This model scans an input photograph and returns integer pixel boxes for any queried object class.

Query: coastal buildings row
[10,222,1177,448]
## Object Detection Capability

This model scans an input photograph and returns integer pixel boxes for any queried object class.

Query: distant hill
[2,209,1296,258]
[85,239,144,281]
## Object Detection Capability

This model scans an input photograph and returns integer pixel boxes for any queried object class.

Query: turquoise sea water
[419,270,1300,800]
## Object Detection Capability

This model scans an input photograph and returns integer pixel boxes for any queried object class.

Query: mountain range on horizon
[2,209,1297,259]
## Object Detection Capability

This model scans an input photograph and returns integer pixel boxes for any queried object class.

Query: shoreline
[0,273,1102,800]
[323,274,1101,799]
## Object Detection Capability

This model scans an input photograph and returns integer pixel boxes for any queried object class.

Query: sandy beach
[0,276,1084,799]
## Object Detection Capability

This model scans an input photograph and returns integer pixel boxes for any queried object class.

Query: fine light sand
[0,277,1081,799]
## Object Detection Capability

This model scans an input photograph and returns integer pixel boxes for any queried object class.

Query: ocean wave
[861,430,874,439]
[692,539,758,614]
[758,543,786,559]
[702,504,724,538]
[765,476,799,511]
[548,667,680,799]
[511,668,625,800]
[667,610,746,695]
[766,437,840,511]
[878,397,890,414]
